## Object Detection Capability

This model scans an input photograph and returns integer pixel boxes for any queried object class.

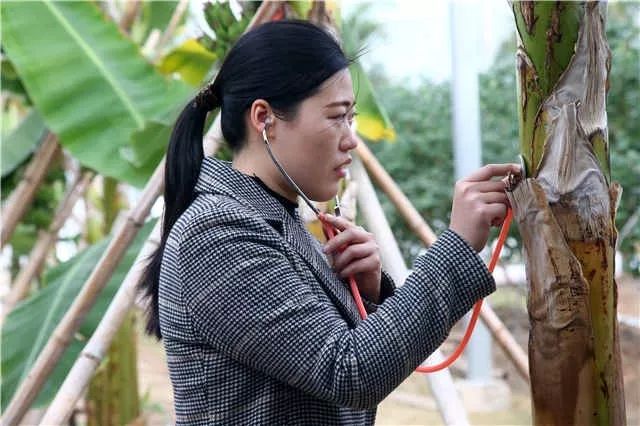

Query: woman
[139,20,518,425]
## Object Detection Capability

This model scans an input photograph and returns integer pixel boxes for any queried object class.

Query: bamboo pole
[41,130,229,424]
[39,211,161,426]
[2,171,95,320]
[354,141,437,246]
[477,298,529,379]
[119,0,141,34]
[0,159,164,426]
[86,2,143,417]
[351,157,470,426]
[27,4,280,424]
[355,137,530,382]
[154,0,189,60]
[1,133,60,248]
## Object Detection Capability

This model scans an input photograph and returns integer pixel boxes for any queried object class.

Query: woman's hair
[139,20,351,338]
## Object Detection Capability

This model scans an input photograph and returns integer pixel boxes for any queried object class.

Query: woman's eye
[330,111,358,126]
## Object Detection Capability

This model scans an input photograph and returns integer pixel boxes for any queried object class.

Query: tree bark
[509,2,625,424]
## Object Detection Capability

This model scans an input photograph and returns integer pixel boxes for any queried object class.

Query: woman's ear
[249,99,275,135]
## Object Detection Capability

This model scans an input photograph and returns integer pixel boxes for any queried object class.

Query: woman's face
[273,68,357,202]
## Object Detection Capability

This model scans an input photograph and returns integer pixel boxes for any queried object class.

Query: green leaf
[123,120,172,168]
[0,219,157,409]
[289,1,313,19]
[349,61,396,142]
[133,0,179,44]
[1,57,29,100]
[1,1,192,187]
[1,111,46,178]
[7,223,38,256]
[158,39,217,86]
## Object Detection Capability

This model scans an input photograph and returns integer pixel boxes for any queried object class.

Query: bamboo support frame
[355,137,530,382]
[1,133,60,248]
[1,4,280,424]
[42,120,228,422]
[2,171,95,320]
[0,159,165,426]
[40,222,162,425]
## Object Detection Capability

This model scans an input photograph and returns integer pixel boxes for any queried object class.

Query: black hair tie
[194,85,218,111]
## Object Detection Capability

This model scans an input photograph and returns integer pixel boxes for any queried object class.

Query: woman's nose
[340,129,358,151]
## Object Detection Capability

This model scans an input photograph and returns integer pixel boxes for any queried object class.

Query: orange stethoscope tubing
[319,207,513,373]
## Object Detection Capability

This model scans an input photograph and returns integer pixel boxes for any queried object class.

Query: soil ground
[135,275,640,425]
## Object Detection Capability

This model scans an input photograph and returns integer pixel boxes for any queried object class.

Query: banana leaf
[1,57,29,101]
[349,61,396,142]
[1,1,192,187]
[124,120,172,168]
[158,39,217,86]
[1,111,47,178]
[0,219,156,409]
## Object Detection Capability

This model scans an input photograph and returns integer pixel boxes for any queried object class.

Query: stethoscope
[261,126,521,373]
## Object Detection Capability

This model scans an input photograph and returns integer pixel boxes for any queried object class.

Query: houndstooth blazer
[158,156,495,425]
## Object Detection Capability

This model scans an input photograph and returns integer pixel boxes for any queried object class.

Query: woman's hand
[321,214,382,304]
[450,163,521,252]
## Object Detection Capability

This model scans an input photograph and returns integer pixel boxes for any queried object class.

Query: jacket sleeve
[361,270,395,314]
[178,208,495,410]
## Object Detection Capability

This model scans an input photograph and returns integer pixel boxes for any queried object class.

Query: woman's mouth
[334,158,352,177]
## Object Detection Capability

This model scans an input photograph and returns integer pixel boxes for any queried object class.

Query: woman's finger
[323,225,372,254]
[340,256,380,278]
[466,180,507,193]
[332,242,376,271]
[320,213,353,231]
[482,203,508,225]
[464,163,521,182]
[477,191,510,205]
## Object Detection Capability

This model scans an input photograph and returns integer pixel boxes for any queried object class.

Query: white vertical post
[449,0,492,383]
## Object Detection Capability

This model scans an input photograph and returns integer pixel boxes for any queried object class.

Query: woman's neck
[232,149,298,202]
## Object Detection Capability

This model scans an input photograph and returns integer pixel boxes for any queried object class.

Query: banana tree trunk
[509,2,625,424]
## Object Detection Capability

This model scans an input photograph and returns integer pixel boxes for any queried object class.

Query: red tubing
[320,207,514,373]
[321,221,369,319]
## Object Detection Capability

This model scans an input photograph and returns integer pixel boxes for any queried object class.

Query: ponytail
[139,92,218,339]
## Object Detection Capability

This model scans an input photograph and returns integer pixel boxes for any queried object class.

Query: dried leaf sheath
[508,179,596,425]
[511,2,625,424]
